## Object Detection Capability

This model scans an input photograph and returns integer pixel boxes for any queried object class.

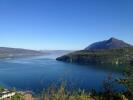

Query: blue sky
[0,0,133,50]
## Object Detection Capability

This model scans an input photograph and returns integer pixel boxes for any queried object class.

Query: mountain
[85,37,131,50]
[0,47,45,59]
[56,38,133,65]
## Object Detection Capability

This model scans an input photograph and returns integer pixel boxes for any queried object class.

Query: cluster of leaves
[11,93,24,100]
[0,86,4,92]
[116,66,133,99]
[97,74,126,100]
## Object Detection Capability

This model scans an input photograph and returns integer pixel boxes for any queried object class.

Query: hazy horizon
[0,0,133,50]
[0,37,132,51]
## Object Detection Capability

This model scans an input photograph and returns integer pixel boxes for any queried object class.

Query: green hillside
[56,47,133,66]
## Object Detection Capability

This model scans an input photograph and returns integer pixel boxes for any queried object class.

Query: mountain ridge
[85,37,132,50]
[0,47,45,59]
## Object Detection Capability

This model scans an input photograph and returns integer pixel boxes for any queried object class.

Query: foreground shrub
[42,85,93,100]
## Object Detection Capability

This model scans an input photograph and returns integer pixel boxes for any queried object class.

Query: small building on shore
[0,89,15,99]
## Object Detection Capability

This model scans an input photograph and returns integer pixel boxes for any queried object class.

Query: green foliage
[41,83,129,100]
[11,93,24,100]
[42,85,93,100]
[99,75,123,100]
[0,86,4,92]
[116,66,133,99]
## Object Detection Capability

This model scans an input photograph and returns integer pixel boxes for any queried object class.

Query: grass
[41,84,131,100]
[42,85,93,100]
[11,93,24,100]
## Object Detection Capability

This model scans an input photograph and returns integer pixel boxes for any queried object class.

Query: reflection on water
[0,55,122,93]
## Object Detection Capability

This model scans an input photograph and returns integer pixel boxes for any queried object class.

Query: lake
[0,54,122,93]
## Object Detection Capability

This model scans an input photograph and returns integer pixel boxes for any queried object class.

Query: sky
[0,0,133,50]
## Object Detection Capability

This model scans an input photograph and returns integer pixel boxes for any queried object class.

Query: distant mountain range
[85,37,131,50]
[56,38,133,66]
[0,47,73,59]
[0,47,44,59]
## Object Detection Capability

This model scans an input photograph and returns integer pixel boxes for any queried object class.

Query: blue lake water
[0,54,122,93]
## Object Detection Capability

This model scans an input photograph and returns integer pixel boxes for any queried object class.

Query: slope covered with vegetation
[56,47,133,66]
